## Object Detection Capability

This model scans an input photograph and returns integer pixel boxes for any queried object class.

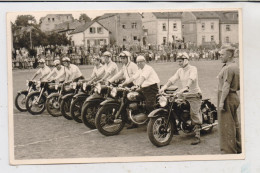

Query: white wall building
[69,21,110,47]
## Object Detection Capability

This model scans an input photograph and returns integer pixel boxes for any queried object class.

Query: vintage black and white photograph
[7,8,244,164]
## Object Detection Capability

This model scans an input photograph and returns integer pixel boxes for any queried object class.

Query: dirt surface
[12,61,223,160]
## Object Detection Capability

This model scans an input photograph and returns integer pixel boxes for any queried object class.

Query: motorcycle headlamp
[110,88,117,98]
[36,81,41,88]
[95,83,102,94]
[55,84,59,90]
[159,96,168,107]
[83,82,87,90]
[127,92,139,101]
[71,82,77,89]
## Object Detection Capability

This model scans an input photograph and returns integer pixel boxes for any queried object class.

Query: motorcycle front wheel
[147,116,174,147]
[25,91,46,115]
[15,91,28,112]
[95,104,125,136]
[70,97,86,123]
[60,96,73,120]
[81,101,100,129]
[46,93,61,117]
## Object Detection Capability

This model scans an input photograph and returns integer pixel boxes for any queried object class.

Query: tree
[15,15,36,27]
[79,13,91,23]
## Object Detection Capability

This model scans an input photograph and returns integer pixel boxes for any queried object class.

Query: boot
[191,125,200,145]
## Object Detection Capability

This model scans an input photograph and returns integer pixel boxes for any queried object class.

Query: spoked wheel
[95,104,125,136]
[60,96,73,120]
[147,115,174,147]
[15,91,28,112]
[81,102,100,129]
[70,97,86,123]
[46,94,61,117]
[25,91,46,115]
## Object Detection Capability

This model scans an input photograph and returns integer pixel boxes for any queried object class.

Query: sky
[9,11,104,24]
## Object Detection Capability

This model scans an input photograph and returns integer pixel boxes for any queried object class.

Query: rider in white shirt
[98,51,118,82]
[31,58,51,81]
[46,60,66,83]
[62,57,84,83]
[108,51,138,87]
[84,56,105,83]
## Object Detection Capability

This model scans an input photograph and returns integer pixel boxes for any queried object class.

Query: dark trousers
[218,92,241,154]
[140,83,158,113]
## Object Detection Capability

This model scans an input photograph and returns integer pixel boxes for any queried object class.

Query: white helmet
[38,58,45,63]
[62,57,70,62]
[136,55,146,62]
[54,60,61,66]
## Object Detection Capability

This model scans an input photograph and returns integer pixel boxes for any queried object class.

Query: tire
[46,93,61,117]
[25,91,46,115]
[60,96,73,120]
[81,102,100,129]
[95,104,125,136]
[147,115,174,147]
[70,97,86,123]
[15,91,28,112]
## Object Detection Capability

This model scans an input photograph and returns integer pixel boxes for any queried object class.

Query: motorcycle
[147,87,218,147]
[45,82,74,117]
[15,80,37,112]
[25,81,57,115]
[60,81,81,120]
[70,82,95,123]
[95,85,148,136]
[81,82,112,129]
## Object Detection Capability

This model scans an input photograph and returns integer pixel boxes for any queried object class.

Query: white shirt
[104,61,118,80]
[91,64,105,79]
[36,65,51,81]
[65,64,82,81]
[169,64,201,94]
[132,64,160,88]
[46,65,66,82]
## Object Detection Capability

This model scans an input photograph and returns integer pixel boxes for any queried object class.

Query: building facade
[40,14,74,32]
[69,21,110,47]
[142,12,183,45]
[216,11,239,46]
[96,13,143,46]
[182,12,220,47]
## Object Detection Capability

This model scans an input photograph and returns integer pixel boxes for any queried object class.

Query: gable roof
[215,11,239,24]
[53,20,82,32]
[69,21,110,35]
[192,11,219,19]
[153,12,182,19]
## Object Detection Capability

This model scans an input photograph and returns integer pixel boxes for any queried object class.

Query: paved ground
[12,60,223,160]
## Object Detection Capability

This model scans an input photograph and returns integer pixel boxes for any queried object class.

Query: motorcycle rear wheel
[81,102,100,129]
[15,91,28,112]
[70,97,86,123]
[46,94,61,117]
[60,96,73,120]
[95,104,125,136]
[25,91,46,115]
[147,116,174,147]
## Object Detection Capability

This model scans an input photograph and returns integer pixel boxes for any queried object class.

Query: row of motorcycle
[15,79,218,147]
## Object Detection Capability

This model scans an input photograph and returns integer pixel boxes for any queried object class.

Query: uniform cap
[177,52,189,60]
[103,51,112,57]
[54,60,60,66]
[62,57,70,62]
[119,51,131,58]
[136,56,146,62]
[38,58,45,63]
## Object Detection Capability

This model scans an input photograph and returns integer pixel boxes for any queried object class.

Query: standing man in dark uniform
[218,47,241,154]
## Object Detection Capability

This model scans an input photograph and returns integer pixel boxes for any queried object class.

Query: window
[173,23,177,30]
[202,23,205,30]
[182,24,184,29]
[97,27,103,34]
[211,35,214,41]
[211,23,214,30]
[202,36,205,42]
[226,25,231,31]
[90,27,96,34]
[163,37,167,45]
[52,18,55,22]
[122,24,126,29]
[48,18,50,22]
[133,36,137,41]
[132,22,137,29]
[67,16,69,19]
[162,23,166,31]
[226,36,230,43]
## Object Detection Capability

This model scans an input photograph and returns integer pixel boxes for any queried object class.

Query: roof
[153,12,182,19]
[40,14,74,22]
[192,11,220,19]
[54,20,82,32]
[215,11,239,24]
[69,21,110,35]
[93,13,117,21]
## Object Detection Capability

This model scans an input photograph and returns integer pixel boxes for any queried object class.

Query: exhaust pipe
[201,122,218,130]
